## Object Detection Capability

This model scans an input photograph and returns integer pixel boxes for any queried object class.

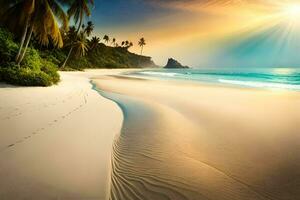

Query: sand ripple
[106,94,273,200]
[94,76,300,200]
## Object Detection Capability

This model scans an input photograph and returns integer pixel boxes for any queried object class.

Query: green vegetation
[37,42,155,71]
[61,0,94,68]
[87,43,154,69]
[0,0,68,86]
[0,27,60,86]
[0,0,156,86]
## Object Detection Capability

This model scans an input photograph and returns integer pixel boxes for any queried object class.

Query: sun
[283,4,300,18]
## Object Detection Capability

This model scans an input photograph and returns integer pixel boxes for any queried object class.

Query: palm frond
[75,33,88,56]
[33,0,64,47]
[50,0,69,30]
[67,1,80,23]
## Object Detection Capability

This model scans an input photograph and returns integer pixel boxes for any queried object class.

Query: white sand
[0,70,125,199]
[1,69,300,200]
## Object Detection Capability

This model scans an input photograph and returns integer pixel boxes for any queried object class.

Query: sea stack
[164,58,189,69]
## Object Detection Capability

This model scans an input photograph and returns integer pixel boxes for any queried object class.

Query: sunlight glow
[283,4,300,19]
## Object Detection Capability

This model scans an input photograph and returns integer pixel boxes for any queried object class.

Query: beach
[0,69,299,200]
[93,74,300,200]
[2,0,300,199]
[0,70,124,199]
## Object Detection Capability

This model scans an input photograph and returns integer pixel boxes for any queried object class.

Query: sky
[89,0,300,68]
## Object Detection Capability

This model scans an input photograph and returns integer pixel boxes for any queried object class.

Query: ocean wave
[138,71,179,77]
[134,69,300,91]
[218,79,300,90]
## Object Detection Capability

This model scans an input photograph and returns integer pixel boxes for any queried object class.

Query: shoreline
[1,69,299,200]
[0,70,126,199]
[110,73,300,95]
[127,68,300,92]
[93,74,300,200]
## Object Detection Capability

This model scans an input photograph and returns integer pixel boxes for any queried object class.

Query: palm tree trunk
[61,14,83,68]
[141,46,143,55]
[17,25,34,65]
[76,12,83,33]
[16,18,29,64]
[61,46,73,68]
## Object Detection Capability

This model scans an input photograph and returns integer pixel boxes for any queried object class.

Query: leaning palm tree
[0,0,69,64]
[61,0,94,68]
[138,37,146,55]
[0,0,35,64]
[103,35,109,44]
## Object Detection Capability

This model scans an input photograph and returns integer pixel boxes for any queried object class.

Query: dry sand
[93,75,300,200]
[0,70,125,200]
[1,69,299,200]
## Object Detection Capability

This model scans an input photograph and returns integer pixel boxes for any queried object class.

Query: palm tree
[0,0,69,65]
[74,32,89,57]
[103,35,109,44]
[129,42,133,48]
[111,38,116,46]
[84,21,94,37]
[125,40,129,47]
[138,37,146,55]
[61,0,94,68]
[0,0,35,64]
[67,0,94,33]
[65,26,78,46]
[89,36,100,50]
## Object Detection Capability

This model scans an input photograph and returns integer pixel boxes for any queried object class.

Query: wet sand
[93,75,300,200]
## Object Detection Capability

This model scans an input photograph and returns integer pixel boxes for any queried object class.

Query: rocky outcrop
[164,58,189,69]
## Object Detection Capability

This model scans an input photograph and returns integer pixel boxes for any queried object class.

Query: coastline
[93,74,300,200]
[1,69,299,200]
[0,70,126,199]
[3,0,300,199]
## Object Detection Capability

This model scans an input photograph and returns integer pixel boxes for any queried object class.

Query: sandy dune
[93,75,300,200]
[0,71,123,200]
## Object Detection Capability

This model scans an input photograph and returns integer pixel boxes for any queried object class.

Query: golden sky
[94,0,300,67]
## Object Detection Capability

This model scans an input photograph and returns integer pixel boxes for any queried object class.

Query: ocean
[129,68,300,91]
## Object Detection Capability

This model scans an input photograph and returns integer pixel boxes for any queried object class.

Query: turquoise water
[130,68,300,91]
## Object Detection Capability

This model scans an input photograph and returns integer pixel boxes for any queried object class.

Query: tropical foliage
[0,0,69,64]
[0,27,60,86]
[0,0,153,86]
[103,35,110,44]
[0,0,71,86]
[61,0,94,68]
[66,43,156,70]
